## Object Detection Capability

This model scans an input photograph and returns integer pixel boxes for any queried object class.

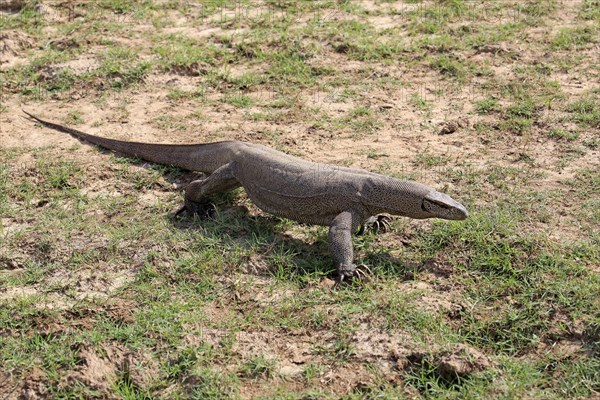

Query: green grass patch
[153,35,230,74]
[415,209,599,356]
[430,55,467,79]
[474,97,499,114]
[565,96,600,128]
[550,26,598,50]
[97,47,151,89]
[0,2,44,34]
[545,128,580,141]
[226,94,253,108]
[579,0,600,20]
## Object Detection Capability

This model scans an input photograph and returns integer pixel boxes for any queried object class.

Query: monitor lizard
[24,111,468,285]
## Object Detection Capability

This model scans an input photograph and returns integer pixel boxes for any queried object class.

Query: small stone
[279,365,303,377]
[318,278,336,289]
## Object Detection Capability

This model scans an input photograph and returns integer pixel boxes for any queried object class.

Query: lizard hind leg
[175,163,241,219]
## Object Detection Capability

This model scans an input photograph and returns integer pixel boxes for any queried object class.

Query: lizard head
[421,190,468,220]
[361,178,468,221]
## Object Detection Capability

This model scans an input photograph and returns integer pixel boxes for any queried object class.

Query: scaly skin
[24,111,468,284]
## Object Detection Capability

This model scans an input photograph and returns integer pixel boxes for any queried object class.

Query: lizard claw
[333,274,345,290]
[357,214,393,235]
[370,214,393,233]
[333,264,372,289]
[355,264,372,280]
[174,199,216,220]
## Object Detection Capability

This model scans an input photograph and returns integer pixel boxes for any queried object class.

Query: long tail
[23,111,234,173]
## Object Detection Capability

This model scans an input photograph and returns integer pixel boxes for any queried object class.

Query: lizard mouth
[422,196,468,220]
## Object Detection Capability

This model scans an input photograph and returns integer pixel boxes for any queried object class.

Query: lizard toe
[377,214,393,232]
[174,199,216,220]
[332,263,356,289]
[333,264,372,289]
[373,214,392,233]
[358,214,393,235]
[353,264,373,284]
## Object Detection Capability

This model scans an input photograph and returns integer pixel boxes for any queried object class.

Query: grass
[550,26,599,50]
[546,128,580,142]
[430,55,468,80]
[2,0,599,398]
[566,96,600,128]
[226,94,253,108]
[153,35,230,74]
[473,97,499,114]
[410,93,432,112]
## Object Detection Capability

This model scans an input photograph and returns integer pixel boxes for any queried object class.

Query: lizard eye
[422,198,446,214]
[422,198,458,219]
[422,197,468,220]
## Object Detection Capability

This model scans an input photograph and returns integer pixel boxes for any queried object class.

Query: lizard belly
[233,153,363,225]
[242,183,343,225]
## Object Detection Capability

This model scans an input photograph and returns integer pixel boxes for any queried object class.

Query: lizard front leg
[329,210,369,285]
[176,162,241,218]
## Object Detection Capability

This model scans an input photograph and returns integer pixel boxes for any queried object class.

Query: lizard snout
[422,191,468,220]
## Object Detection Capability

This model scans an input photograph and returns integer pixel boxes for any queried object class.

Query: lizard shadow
[168,201,415,284]
[167,194,337,281]
[362,251,431,282]
[101,160,329,279]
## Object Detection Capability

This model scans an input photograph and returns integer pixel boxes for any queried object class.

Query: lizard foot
[174,199,216,220]
[357,214,393,235]
[333,264,372,289]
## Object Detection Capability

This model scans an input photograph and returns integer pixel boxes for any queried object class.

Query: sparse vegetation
[1,0,598,398]
[473,97,499,115]
[566,96,600,128]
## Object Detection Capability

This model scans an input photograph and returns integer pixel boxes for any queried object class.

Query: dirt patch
[53,56,99,75]
[0,0,26,13]
[232,329,313,363]
[0,286,37,301]
[181,322,426,395]
[67,346,120,394]
[58,343,159,397]
[146,72,204,91]
[0,29,34,69]
[351,327,418,375]
[318,364,383,394]
[0,261,136,310]
[14,368,49,400]
[0,373,18,400]
[437,344,492,378]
